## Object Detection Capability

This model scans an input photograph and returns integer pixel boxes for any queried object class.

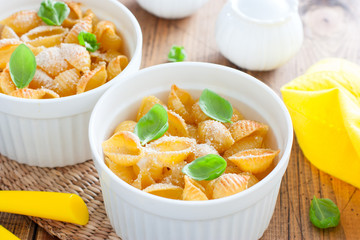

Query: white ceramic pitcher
[216,0,303,71]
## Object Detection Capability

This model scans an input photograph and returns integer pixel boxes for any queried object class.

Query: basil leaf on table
[182,154,227,181]
[9,44,37,89]
[309,196,340,229]
[199,88,233,123]
[134,104,169,145]
[38,0,70,26]
[78,31,100,52]
[168,45,187,62]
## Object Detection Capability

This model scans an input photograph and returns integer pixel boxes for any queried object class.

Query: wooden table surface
[1,0,360,239]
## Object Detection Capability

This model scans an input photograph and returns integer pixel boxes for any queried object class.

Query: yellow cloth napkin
[281,58,360,189]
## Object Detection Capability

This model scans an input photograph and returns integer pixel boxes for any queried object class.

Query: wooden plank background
[1,0,360,239]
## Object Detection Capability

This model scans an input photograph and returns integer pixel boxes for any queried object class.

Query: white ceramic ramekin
[0,0,142,167]
[136,0,210,19]
[89,62,293,240]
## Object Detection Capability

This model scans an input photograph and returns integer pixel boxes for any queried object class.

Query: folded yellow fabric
[281,58,360,188]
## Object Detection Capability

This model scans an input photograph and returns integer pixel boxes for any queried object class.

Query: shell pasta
[0,1,129,98]
[102,85,280,201]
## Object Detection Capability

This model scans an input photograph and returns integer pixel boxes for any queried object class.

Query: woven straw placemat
[0,154,120,240]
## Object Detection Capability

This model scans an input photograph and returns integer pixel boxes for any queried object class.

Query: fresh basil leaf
[38,0,70,26]
[134,104,169,145]
[53,1,70,24]
[199,89,233,123]
[9,44,37,89]
[182,154,227,181]
[78,31,100,52]
[168,45,186,62]
[38,0,57,25]
[309,196,340,229]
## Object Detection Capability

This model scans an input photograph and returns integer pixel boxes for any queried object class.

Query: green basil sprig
[78,31,100,52]
[134,104,169,145]
[38,0,70,26]
[309,196,340,229]
[182,154,227,181]
[199,89,233,123]
[9,44,37,89]
[168,45,186,62]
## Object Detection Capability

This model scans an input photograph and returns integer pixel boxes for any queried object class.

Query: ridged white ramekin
[89,63,293,240]
[0,0,142,167]
[136,0,210,19]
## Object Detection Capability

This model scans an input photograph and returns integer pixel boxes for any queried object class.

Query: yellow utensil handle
[0,225,20,240]
[0,191,89,225]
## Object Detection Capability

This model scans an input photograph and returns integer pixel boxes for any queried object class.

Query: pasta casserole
[102,85,280,201]
[0,0,129,98]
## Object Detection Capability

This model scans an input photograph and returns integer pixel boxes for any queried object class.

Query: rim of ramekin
[89,62,293,208]
[0,0,142,106]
